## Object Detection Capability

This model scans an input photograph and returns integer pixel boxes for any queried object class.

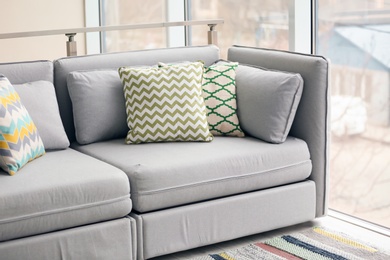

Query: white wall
[0,0,86,62]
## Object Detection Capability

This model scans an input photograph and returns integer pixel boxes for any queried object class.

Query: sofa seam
[134,159,312,196]
[0,194,130,225]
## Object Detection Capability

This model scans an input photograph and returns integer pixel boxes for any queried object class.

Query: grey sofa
[0,45,329,260]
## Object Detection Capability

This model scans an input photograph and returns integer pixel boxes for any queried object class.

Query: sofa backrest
[228,45,329,218]
[54,45,220,142]
[0,60,53,84]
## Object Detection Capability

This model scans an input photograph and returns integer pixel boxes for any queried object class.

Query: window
[100,0,168,52]
[89,0,312,56]
[317,0,390,228]
[190,0,291,57]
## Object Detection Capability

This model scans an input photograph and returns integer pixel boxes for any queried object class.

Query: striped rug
[191,227,390,260]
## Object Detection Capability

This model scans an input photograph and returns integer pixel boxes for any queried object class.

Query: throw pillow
[67,69,129,144]
[235,64,304,143]
[14,81,70,150]
[202,63,244,137]
[0,76,45,175]
[118,61,213,144]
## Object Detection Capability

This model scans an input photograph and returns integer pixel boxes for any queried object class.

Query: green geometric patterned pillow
[0,76,45,175]
[118,62,213,144]
[202,63,245,137]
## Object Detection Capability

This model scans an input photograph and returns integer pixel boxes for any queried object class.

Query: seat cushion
[0,149,131,242]
[72,136,311,213]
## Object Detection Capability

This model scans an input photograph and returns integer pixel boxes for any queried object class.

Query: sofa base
[0,217,136,260]
[131,180,316,259]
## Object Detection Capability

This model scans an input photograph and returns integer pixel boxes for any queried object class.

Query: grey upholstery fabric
[0,60,53,84]
[132,181,316,259]
[54,45,220,142]
[0,149,131,242]
[67,69,128,144]
[72,136,312,213]
[228,46,330,217]
[0,218,136,260]
[235,65,303,143]
[0,61,68,149]
[14,81,70,149]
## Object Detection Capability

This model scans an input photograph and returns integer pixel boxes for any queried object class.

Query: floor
[151,213,390,259]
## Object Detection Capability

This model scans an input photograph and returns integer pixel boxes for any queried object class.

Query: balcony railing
[0,19,224,56]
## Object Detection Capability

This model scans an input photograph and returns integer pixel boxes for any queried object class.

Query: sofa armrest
[228,45,330,217]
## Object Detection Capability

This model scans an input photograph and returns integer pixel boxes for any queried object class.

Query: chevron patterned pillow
[0,76,45,176]
[118,62,213,144]
[202,63,245,137]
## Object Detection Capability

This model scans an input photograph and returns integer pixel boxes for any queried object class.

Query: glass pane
[101,0,167,52]
[317,0,390,227]
[190,0,290,58]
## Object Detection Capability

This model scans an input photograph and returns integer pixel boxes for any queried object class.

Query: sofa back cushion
[235,64,303,143]
[14,81,70,149]
[54,45,220,142]
[67,69,128,144]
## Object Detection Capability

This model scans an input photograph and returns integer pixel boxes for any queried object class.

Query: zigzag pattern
[0,77,45,175]
[202,63,245,137]
[119,62,213,144]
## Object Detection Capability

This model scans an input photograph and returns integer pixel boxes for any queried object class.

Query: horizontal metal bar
[0,19,224,40]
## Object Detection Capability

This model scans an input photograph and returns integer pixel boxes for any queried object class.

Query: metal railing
[0,19,223,57]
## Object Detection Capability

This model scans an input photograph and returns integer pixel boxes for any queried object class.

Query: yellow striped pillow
[0,76,45,175]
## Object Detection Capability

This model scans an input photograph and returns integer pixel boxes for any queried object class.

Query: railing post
[207,24,218,46]
[66,33,77,56]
